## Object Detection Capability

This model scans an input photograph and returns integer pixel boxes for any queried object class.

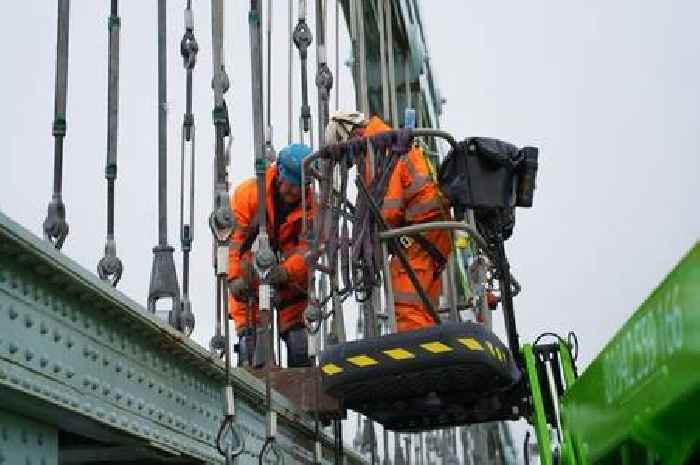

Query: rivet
[102,385,111,396]
[39,322,48,335]
[53,364,61,374]
[7,307,17,320]
[66,369,75,379]
[137,373,144,383]
[53,330,62,342]
[137,400,144,411]
[91,380,98,391]
[102,357,109,367]
[37,432,44,446]
[24,315,33,328]
[115,362,122,373]
[24,350,34,362]
[39,357,48,368]
[83,377,90,387]
[66,338,74,349]
[127,370,133,379]
[91,350,98,362]
[115,390,123,401]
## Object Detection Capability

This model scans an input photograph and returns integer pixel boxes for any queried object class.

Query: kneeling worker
[326,112,452,333]
[227,143,313,367]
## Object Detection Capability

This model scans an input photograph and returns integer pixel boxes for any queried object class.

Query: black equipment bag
[438,137,539,210]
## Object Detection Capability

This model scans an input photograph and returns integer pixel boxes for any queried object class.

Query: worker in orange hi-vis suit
[227,143,314,367]
[325,111,453,332]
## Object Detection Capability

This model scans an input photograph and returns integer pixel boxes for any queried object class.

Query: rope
[97,0,123,287]
[334,0,339,111]
[43,0,71,250]
[178,0,198,336]
[288,0,294,145]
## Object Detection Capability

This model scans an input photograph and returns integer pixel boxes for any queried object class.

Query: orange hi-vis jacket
[364,116,452,332]
[228,165,312,334]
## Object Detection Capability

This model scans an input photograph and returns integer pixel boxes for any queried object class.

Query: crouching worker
[326,112,453,333]
[228,143,314,367]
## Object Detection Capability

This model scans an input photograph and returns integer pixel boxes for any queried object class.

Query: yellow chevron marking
[383,348,415,360]
[485,341,496,357]
[458,337,485,351]
[321,363,343,375]
[420,341,453,354]
[347,355,379,367]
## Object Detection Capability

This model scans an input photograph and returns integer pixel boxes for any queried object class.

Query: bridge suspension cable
[97,0,124,287]
[43,0,71,250]
[178,0,199,336]
[148,0,182,329]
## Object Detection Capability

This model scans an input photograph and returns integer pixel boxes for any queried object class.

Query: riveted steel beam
[0,211,365,465]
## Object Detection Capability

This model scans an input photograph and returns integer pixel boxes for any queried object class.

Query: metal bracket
[97,238,123,287]
[147,245,181,328]
[43,196,69,250]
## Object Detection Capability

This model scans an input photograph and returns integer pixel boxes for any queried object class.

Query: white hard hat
[325,110,366,145]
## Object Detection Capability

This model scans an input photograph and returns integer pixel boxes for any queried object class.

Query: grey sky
[1,1,699,461]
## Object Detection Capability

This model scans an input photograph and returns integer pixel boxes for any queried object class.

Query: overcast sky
[1,1,699,462]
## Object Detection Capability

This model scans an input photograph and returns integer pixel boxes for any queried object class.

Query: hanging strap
[43,0,71,250]
[178,0,198,336]
[97,0,123,287]
[292,0,313,141]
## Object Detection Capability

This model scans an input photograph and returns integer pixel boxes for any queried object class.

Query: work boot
[282,326,312,367]
[236,328,267,368]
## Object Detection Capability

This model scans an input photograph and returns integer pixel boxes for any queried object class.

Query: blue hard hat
[277,143,312,186]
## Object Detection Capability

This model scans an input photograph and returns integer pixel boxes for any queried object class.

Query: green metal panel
[561,242,700,465]
[0,211,365,465]
[0,409,58,465]
[340,0,442,131]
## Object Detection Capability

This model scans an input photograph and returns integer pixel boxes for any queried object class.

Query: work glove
[229,277,250,301]
[266,264,288,285]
